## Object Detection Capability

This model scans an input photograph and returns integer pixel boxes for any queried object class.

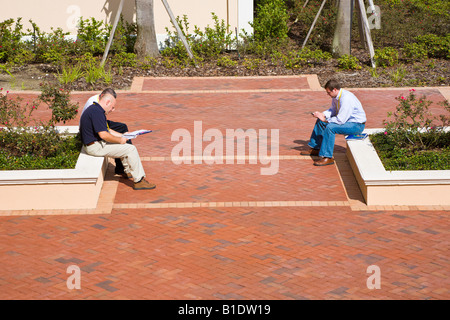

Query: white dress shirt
[323,89,366,124]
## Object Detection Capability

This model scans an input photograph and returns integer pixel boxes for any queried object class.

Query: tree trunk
[135,0,159,58]
[332,0,353,57]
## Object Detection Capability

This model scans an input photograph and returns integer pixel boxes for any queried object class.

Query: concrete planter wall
[0,126,108,211]
[346,129,450,206]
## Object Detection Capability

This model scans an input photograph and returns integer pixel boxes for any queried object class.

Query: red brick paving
[0,76,449,300]
[114,160,348,204]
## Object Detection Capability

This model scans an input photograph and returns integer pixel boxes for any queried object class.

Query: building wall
[0,0,253,46]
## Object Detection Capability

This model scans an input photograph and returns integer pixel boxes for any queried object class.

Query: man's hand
[312,111,327,122]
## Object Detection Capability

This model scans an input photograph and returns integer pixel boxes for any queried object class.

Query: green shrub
[163,13,234,59]
[0,134,81,170]
[414,34,450,59]
[281,48,332,69]
[374,47,399,67]
[337,54,361,70]
[162,15,192,60]
[110,16,137,54]
[192,13,234,58]
[370,133,450,170]
[403,42,428,61]
[76,17,109,55]
[111,51,138,67]
[28,20,73,64]
[243,58,265,70]
[0,83,81,170]
[371,89,450,170]
[38,82,79,124]
[251,0,289,42]
[217,56,237,67]
[382,89,449,149]
[139,56,158,70]
[0,18,27,63]
[0,88,39,128]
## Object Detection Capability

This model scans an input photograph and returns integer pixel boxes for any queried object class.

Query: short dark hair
[324,80,341,91]
[100,88,117,99]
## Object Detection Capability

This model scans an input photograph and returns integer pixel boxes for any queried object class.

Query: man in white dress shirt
[301,79,367,166]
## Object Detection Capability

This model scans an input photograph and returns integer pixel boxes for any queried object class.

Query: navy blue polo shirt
[79,102,108,145]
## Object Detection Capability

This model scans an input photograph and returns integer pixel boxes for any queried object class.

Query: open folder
[123,129,152,139]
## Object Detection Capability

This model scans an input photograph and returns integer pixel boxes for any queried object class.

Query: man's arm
[108,128,126,138]
[98,131,127,144]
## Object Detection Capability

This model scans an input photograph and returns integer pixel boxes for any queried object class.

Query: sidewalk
[0,75,448,299]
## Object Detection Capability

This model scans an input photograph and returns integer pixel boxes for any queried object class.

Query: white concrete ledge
[346,128,450,206]
[0,126,108,210]
[0,151,105,185]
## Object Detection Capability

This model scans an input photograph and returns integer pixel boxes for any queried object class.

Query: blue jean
[308,120,365,158]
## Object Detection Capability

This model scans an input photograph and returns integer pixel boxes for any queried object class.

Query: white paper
[123,129,152,139]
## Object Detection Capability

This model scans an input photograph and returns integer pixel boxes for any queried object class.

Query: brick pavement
[0,75,449,300]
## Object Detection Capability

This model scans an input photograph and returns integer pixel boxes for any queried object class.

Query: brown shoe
[300,148,320,156]
[133,178,156,190]
[313,157,335,166]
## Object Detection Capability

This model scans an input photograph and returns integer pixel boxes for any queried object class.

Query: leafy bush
[282,48,332,69]
[414,34,450,59]
[251,0,289,42]
[0,18,27,63]
[0,83,81,170]
[192,13,234,58]
[403,42,428,61]
[374,47,399,67]
[111,52,138,68]
[0,133,81,170]
[337,54,361,70]
[243,57,265,70]
[370,89,450,170]
[370,133,450,170]
[163,13,234,59]
[109,16,137,54]
[28,20,73,64]
[76,17,109,56]
[0,88,39,128]
[38,82,79,124]
[217,56,237,67]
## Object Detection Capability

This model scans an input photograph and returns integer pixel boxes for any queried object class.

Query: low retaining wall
[0,126,108,211]
[346,129,450,206]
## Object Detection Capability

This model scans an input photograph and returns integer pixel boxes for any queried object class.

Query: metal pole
[161,0,196,62]
[302,0,327,49]
[101,0,124,67]
[357,0,376,67]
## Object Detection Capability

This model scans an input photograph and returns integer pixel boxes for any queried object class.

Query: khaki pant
[83,141,145,183]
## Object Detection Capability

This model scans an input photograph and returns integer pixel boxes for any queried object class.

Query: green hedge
[370,131,450,170]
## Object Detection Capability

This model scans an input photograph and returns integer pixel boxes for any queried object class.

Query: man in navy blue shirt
[81,88,131,177]
[79,92,155,190]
